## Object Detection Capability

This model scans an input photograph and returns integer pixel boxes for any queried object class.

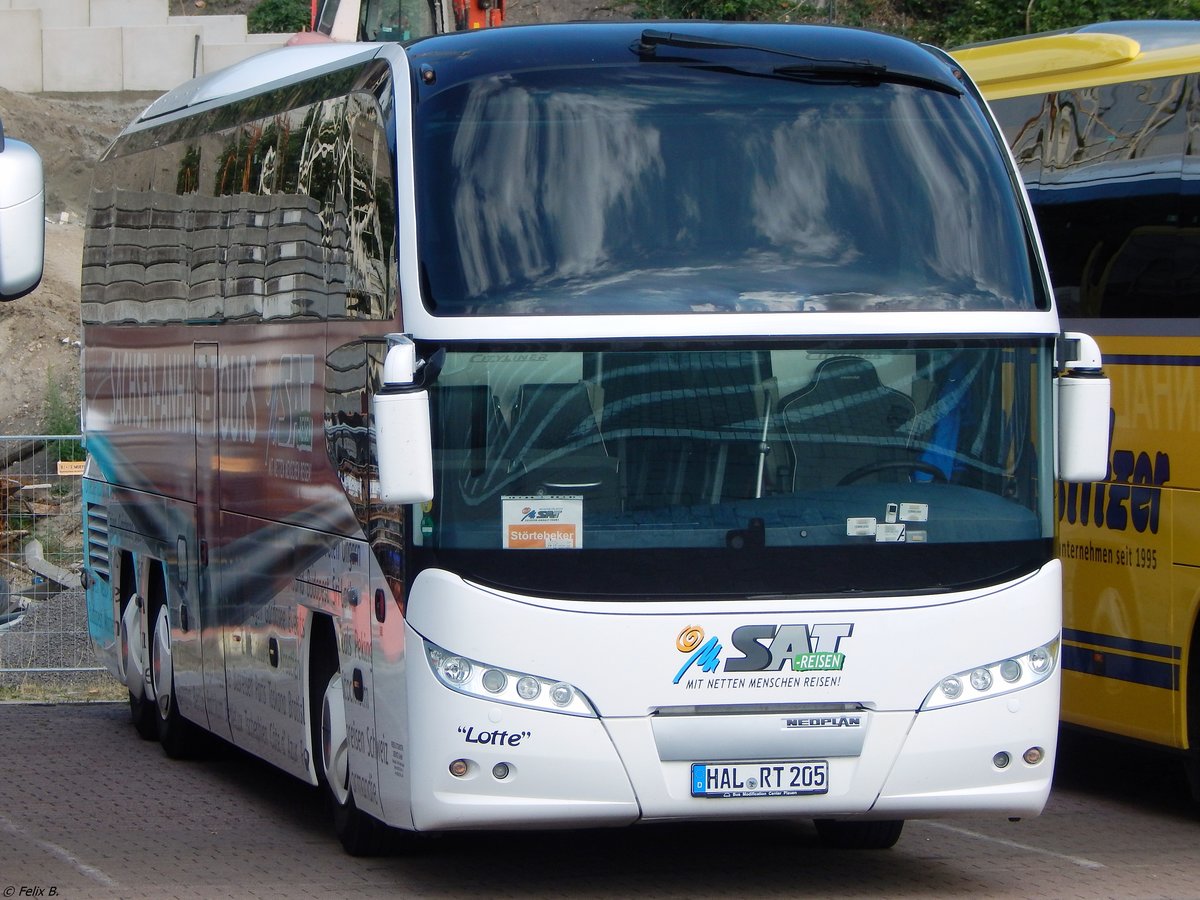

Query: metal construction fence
[0,435,100,694]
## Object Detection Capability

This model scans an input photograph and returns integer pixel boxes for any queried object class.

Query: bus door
[196,342,233,742]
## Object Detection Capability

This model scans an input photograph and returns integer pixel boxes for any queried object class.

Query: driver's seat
[779,356,916,489]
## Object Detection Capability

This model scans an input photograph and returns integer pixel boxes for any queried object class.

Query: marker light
[940,677,963,700]
[1023,746,1045,765]
[550,682,574,707]
[424,640,597,717]
[516,676,541,701]
[1029,646,1052,674]
[921,638,1059,711]
[970,668,992,692]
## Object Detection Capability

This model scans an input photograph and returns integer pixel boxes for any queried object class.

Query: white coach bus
[81,23,1109,855]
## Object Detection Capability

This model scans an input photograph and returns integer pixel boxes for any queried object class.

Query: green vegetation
[249,0,310,34]
[633,0,1200,48]
[0,676,125,703]
[41,370,83,463]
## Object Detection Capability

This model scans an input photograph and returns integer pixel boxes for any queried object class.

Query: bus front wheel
[814,818,905,849]
[311,644,393,856]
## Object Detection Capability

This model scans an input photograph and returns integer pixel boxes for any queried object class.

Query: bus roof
[952,20,1200,99]
[136,42,381,125]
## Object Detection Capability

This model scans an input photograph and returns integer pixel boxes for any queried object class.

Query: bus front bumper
[405,663,1058,831]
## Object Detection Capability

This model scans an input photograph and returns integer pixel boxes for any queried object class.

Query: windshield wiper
[636,28,859,64]
[635,28,962,95]
[773,61,961,94]
[637,29,768,55]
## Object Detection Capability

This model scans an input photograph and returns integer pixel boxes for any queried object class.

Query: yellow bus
[955,22,1200,784]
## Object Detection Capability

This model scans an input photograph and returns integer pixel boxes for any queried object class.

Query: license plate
[690,760,829,798]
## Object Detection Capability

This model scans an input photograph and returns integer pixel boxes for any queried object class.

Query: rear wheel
[310,631,394,856]
[121,588,157,741]
[1186,622,1200,799]
[814,818,904,850]
[150,596,202,758]
[128,689,158,740]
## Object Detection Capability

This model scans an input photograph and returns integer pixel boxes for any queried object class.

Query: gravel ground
[0,587,118,700]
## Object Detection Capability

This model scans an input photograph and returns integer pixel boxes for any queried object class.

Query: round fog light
[1023,746,1045,765]
[993,751,1011,769]
[481,668,507,693]
[1000,659,1022,683]
[492,762,511,780]
[449,758,470,777]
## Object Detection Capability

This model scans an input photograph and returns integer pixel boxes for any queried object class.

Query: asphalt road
[0,702,1197,899]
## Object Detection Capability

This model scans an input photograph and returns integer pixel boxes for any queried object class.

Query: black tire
[1187,622,1200,801]
[149,594,203,759]
[331,779,394,857]
[310,626,394,856]
[129,688,159,741]
[814,818,905,850]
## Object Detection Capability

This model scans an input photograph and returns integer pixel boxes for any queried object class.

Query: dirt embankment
[0,2,633,432]
[0,90,152,434]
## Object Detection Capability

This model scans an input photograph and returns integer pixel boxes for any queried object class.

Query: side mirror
[1056,332,1111,483]
[0,117,44,301]
[373,334,435,504]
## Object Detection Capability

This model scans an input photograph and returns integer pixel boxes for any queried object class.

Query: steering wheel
[837,460,948,486]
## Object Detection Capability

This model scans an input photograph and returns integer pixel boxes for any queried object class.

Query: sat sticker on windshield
[503,496,583,550]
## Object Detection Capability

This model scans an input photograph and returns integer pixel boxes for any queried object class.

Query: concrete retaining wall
[0,0,293,93]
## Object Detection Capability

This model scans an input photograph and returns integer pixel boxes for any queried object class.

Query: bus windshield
[413,65,1043,316]
[413,340,1054,597]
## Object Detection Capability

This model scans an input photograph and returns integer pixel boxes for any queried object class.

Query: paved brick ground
[1,703,1199,899]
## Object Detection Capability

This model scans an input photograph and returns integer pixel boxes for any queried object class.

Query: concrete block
[124,24,203,91]
[201,40,283,74]
[246,32,293,43]
[43,25,122,92]
[12,0,89,27]
[0,10,43,92]
[169,13,245,43]
[90,0,166,27]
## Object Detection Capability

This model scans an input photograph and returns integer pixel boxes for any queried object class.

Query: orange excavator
[301,0,503,43]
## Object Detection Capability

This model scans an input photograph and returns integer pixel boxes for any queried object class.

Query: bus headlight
[424,640,597,717]
[920,638,1058,711]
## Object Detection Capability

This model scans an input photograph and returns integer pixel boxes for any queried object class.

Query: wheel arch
[1181,592,1200,797]
[306,610,340,788]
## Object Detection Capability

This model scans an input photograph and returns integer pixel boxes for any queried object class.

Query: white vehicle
[81,24,1110,855]
[0,116,43,300]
